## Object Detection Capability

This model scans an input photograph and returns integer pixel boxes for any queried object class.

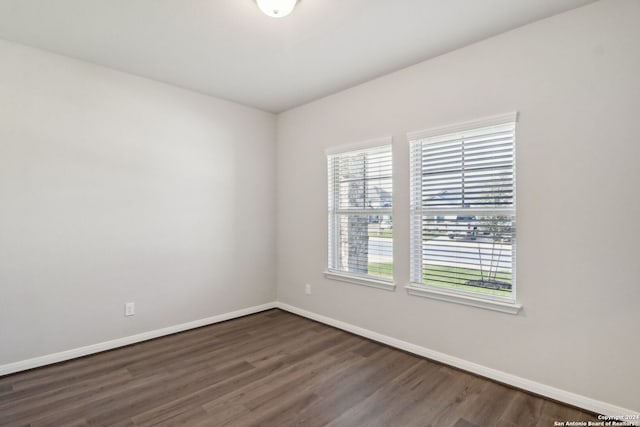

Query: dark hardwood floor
[0,309,598,426]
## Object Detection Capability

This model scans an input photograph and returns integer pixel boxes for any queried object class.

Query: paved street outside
[368,236,512,270]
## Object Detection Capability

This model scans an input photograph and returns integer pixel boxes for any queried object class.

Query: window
[408,113,521,313]
[326,140,394,290]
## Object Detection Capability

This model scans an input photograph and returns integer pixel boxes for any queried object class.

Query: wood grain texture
[0,309,599,426]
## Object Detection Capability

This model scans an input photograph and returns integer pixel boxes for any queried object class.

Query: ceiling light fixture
[256,0,298,18]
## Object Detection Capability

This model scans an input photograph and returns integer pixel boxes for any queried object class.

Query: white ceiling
[0,0,596,113]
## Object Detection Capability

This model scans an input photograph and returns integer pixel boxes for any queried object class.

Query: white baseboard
[0,302,277,377]
[2,300,637,422]
[275,302,639,420]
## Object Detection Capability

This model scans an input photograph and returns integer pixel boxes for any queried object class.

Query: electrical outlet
[125,302,135,316]
[305,284,312,295]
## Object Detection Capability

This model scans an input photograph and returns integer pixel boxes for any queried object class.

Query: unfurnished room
[0,0,639,426]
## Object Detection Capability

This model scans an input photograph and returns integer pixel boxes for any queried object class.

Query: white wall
[277,0,640,412]
[0,39,276,365]
[1,0,638,414]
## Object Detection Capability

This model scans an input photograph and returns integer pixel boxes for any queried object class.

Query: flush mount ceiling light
[256,0,298,18]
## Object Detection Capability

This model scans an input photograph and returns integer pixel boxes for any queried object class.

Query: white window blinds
[410,119,516,300]
[328,144,393,280]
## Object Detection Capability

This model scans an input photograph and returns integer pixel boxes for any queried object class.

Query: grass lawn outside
[367,262,393,278]
[366,262,512,297]
[368,229,392,238]
[423,265,512,297]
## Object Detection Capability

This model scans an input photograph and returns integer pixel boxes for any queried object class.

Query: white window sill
[324,271,396,291]
[405,283,522,315]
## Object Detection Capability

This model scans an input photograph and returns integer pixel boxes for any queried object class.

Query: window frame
[325,137,395,291]
[407,113,522,314]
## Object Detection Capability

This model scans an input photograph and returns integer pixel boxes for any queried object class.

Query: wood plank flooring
[0,309,598,426]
